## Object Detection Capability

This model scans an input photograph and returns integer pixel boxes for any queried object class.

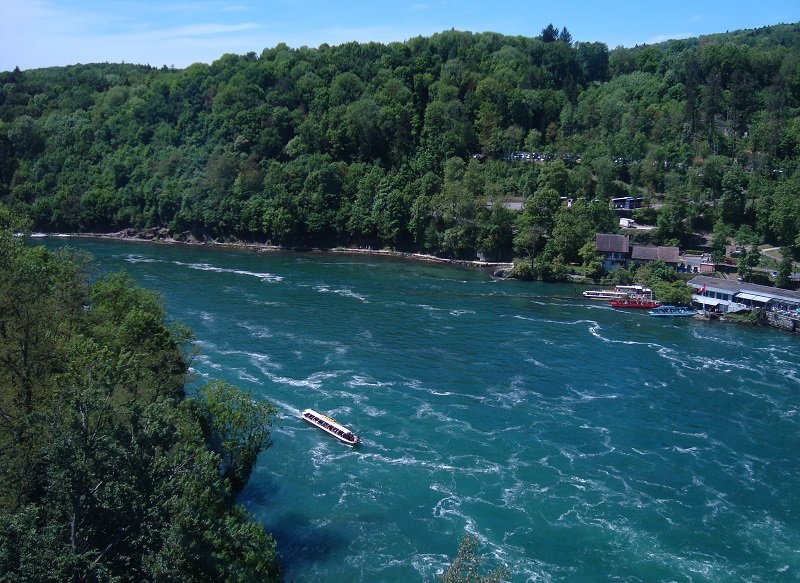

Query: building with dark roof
[595,234,629,272]
[631,245,680,266]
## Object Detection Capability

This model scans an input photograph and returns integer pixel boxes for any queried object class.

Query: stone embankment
[767,311,799,333]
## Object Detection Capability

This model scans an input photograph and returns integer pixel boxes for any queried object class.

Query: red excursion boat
[610,297,661,309]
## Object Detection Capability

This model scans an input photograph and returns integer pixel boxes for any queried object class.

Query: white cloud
[645,32,694,44]
[0,0,266,70]
[145,22,260,40]
[304,24,443,46]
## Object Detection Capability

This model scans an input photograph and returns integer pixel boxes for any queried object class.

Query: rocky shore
[52,228,516,274]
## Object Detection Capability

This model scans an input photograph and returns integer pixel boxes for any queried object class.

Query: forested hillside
[0,23,799,272]
[0,209,281,581]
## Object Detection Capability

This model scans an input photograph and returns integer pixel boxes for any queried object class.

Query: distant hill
[1,22,798,265]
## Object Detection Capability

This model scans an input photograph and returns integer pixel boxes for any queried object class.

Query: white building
[688,275,800,314]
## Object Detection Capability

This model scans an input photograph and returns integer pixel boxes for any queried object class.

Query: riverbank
[46,228,515,272]
[42,231,798,335]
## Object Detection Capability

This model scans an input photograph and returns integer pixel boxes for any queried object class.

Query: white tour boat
[582,289,629,300]
[302,409,361,445]
[582,285,653,301]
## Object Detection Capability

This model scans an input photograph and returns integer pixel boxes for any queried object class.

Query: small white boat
[648,305,697,317]
[302,409,361,445]
[582,289,628,300]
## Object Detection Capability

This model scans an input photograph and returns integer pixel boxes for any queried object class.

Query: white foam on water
[485,376,530,409]
[235,369,260,383]
[187,366,210,379]
[449,309,475,316]
[237,321,273,338]
[524,356,550,368]
[173,260,283,282]
[192,353,222,371]
[122,254,160,264]
[414,402,457,423]
[253,366,347,392]
[314,285,368,302]
[345,375,395,390]
[742,514,800,575]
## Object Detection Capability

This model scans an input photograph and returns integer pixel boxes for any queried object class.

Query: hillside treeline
[0,210,281,581]
[0,24,799,269]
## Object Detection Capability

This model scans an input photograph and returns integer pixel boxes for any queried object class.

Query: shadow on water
[239,476,353,575]
[268,512,352,575]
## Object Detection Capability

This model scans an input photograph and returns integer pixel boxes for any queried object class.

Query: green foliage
[0,206,32,233]
[710,220,731,263]
[635,259,678,285]
[735,225,763,282]
[651,279,694,306]
[550,199,616,264]
[631,259,692,304]
[2,24,800,270]
[196,380,277,493]
[775,248,795,289]
[579,240,603,279]
[0,231,281,581]
[438,534,508,583]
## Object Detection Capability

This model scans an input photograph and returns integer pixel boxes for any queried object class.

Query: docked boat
[610,297,661,309]
[582,289,629,300]
[614,284,654,298]
[583,284,654,301]
[648,305,697,317]
[301,408,361,445]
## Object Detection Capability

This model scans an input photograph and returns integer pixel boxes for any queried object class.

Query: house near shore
[596,233,630,272]
[630,245,680,268]
[688,275,800,315]
[595,234,681,272]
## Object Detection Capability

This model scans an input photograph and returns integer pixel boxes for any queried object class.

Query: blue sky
[1,0,798,71]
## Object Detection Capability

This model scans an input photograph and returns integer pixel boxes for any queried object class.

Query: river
[43,238,800,582]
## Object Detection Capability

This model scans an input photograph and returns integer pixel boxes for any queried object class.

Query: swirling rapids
[44,239,800,582]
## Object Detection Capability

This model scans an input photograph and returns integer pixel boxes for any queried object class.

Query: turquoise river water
[43,238,800,582]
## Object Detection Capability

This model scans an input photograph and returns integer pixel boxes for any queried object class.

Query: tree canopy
[0,225,281,581]
[1,23,799,273]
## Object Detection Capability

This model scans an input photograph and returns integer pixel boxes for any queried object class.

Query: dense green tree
[540,24,559,44]
[775,248,794,289]
[0,227,281,581]
[196,380,277,493]
[636,259,678,285]
[576,42,609,82]
[718,166,748,224]
[537,161,569,196]
[656,194,688,246]
[523,187,561,232]
[710,219,730,263]
[549,200,595,263]
[651,279,693,305]
[579,240,603,279]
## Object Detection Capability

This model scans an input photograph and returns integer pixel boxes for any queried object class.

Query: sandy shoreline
[44,231,515,272]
